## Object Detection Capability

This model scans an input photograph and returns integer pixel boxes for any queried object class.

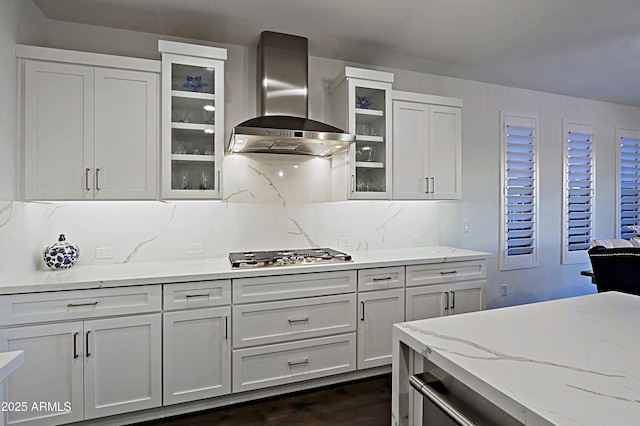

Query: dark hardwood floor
[142,374,391,426]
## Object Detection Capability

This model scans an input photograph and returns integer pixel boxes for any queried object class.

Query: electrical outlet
[463,221,470,233]
[338,237,351,247]
[96,247,115,259]
[501,284,508,297]
[411,234,424,244]
[187,243,204,255]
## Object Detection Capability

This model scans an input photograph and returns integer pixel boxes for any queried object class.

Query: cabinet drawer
[358,266,405,291]
[232,333,356,392]
[0,286,161,326]
[233,294,356,349]
[163,280,231,310]
[406,261,486,287]
[232,270,357,304]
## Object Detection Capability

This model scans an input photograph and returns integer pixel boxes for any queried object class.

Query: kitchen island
[392,292,640,425]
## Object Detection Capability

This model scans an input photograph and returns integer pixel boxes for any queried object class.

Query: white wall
[3,1,639,309]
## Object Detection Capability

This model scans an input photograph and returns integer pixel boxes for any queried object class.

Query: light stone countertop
[394,292,640,425]
[0,246,490,295]
[0,351,23,384]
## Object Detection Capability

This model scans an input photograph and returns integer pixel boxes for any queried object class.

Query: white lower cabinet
[0,314,161,426]
[162,280,232,405]
[232,334,356,393]
[356,267,406,369]
[405,262,486,321]
[84,314,161,419]
[357,288,405,369]
[0,286,162,426]
[232,294,356,348]
[231,271,358,392]
[0,322,83,426]
[163,307,231,405]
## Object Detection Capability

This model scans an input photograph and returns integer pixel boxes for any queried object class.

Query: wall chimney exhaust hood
[228,31,355,157]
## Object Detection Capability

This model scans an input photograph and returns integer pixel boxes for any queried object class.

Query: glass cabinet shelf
[171,154,216,162]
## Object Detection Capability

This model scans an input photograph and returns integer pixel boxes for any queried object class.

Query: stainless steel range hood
[228,31,354,157]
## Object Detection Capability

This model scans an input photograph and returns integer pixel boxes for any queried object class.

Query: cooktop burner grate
[229,248,352,269]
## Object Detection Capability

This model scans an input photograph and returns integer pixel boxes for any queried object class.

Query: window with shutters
[562,121,594,264]
[618,127,640,239]
[499,113,538,270]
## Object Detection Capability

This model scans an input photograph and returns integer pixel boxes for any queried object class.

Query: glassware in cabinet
[159,41,226,199]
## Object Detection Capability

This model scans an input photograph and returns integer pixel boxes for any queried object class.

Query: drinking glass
[201,171,213,190]
[179,170,190,189]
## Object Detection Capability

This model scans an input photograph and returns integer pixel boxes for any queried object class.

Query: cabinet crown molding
[16,45,160,73]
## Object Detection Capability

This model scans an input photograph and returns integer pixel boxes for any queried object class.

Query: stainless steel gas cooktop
[229,248,352,269]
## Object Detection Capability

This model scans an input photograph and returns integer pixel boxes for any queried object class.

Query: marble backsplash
[0,154,441,282]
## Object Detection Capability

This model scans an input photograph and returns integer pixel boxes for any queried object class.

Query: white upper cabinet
[19,46,160,200]
[392,91,462,200]
[158,41,226,199]
[330,67,394,200]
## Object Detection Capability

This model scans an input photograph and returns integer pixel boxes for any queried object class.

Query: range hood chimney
[228,31,354,157]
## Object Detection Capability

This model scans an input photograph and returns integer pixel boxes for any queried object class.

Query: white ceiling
[32,0,640,107]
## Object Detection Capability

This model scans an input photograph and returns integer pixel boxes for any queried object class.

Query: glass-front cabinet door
[330,67,394,200]
[159,41,226,199]
[349,78,392,199]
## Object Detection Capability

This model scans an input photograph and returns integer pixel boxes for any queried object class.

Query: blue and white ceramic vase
[43,234,80,270]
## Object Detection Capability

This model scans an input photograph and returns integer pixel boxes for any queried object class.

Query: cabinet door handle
[351,174,355,193]
[72,332,79,359]
[425,177,429,194]
[444,292,449,311]
[217,170,221,192]
[431,177,435,193]
[224,315,228,340]
[361,301,365,321]
[67,301,98,308]
[85,331,91,357]
[95,168,101,191]
[451,291,456,309]
[85,168,91,190]
[288,317,310,324]
[288,358,309,367]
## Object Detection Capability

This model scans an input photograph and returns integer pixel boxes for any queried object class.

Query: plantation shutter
[619,128,640,239]
[500,113,538,270]
[562,121,594,264]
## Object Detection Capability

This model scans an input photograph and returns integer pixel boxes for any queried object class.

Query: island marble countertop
[0,246,490,295]
[394,292,640,425]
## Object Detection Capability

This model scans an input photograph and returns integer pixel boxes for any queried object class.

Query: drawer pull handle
[440,271,458,275]
[373,277,393,282]
[185,293,210,299]
[72,332,79,359]
[67,302,98,308]
[288,317,309,324]
[288,358,309,367]
[85,331,91,357]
